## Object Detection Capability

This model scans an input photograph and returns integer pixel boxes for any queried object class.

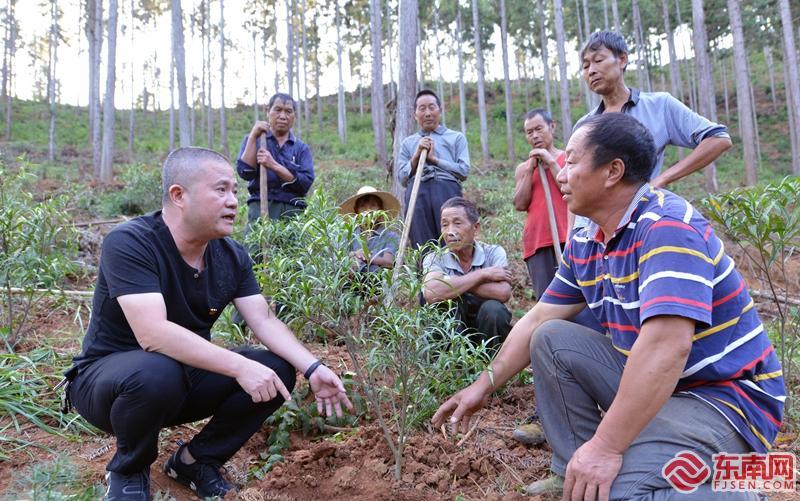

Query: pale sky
[9,1,700,110]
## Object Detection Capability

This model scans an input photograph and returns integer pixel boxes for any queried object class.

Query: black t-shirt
[73,211,261,367]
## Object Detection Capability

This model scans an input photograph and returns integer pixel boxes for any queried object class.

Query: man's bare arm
[652,137,732,188]
[422,270,487,303]
[513,160,534,211]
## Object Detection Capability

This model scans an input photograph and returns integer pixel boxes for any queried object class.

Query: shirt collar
[442,241,486,272]
[267,130,296,144]
[594,87,640,115]
[586,183,651,243]
[420,125,447,136]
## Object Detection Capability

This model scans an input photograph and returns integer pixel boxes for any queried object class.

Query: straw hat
[339,186,400,218]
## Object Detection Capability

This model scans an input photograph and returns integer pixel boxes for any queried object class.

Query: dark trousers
[455,294,512,348]
[403,178,462,252]
[68,347,296,474]
[525,246,604,333]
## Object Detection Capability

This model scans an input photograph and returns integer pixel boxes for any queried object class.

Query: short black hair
[580,30,629,61]
[441,197,479,224]
[415,89,441,109]
[576,113,655,184]
[523,108,553,124]
[267,92,296,112]
[162,147,230,203]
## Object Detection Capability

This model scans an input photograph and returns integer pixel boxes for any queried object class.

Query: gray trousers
[530,319,763,500]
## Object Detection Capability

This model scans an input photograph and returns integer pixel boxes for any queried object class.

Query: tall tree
[456,1,466,133]
[370,0,387,164]
[87,0,103,176]
[128,0,135,155]
[631,0,651,92]
[301,0,309,130]
[335,0,346,144]
[171,0,190,146]
[471,0,489,164]
[778,0,800,174]
[1,0,17,140]
[554,0,572,142]
[392,0,417,198]
[219,0,228,156]
[537,0,551,115]
[432,0,445,125]
[204,0,213,148]
[169,57,175,150]
[611,0,620,33]
[690,0,718,192]
[727,0,757,185]
[47,0,59,162]
[499,0,514,159]
[285,0,294,95]
[662,0,682,102]
[100,0,119,183]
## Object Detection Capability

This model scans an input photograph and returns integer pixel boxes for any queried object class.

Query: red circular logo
[662,450,711,493]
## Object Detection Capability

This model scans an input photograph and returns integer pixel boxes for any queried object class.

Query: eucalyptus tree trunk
[602,0,609,28]
[219,0,228,156]
[272,7,279,94]
[393,0,417,198]
[662,0,682,101]
[778,0,800,174]
[169,60,175,151]
[1,0,14,130]
[537,0,552,115]
[433,1,445,125]
[370,0,387,164]
[386,0,395,101]
[577,0,594,109]
[335,0,346,144]
[286,0,294,97]
[763,46,777,113]
[690,0,718,192]
[632,0,650,92]
[205,0,212,148]
[47,0,58,162]
[171,0,190,146]
[783,55,798,175]
[456,2,466,134]
[315,45,322,130]
[87,0,102,176]
[675,0,695,109]
[301,0,309,130]
[129,0,135,154]
[554,0,572,142]
[471,0,490,164]
[499,0,514,159]
[717,52,730,124]
[611,0,620,33]
[726,0,757,185]
[252,31,258,122]
[100,0,119,183]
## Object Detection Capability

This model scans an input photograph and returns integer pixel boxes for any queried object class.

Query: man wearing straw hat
[396,89,470,252]
[422,197,512,348]
[339,186,401,273]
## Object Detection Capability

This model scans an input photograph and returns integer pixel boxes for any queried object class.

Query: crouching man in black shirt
[65,147,352,500]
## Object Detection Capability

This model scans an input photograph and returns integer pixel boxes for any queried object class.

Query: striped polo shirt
[542,184,785,452]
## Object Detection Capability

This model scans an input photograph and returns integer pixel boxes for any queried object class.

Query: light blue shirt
[422,241,508,278]
[572,88,729,228]
[396,125,470,188]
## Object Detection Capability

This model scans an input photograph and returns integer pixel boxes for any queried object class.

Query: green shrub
[100,163,162,216]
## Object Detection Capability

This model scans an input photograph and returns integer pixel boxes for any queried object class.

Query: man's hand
[480,266,513,283]
[309,365,354,418]
[562,437,623,501]
[256,148,277,170]
[431,379,490,434]
[250,120,270,138]
[236,359,293,404]
[417,136,434,156]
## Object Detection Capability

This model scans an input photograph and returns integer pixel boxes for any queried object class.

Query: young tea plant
[250,191,492,480]
[0,164,79,351]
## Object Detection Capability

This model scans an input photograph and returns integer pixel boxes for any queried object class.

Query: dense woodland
[1,0,800,192]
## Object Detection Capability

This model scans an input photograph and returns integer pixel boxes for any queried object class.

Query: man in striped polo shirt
[433,113,783,500]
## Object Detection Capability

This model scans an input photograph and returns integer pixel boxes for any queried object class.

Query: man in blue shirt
[433,114,782,500]
[237,93,314,222]
[397,90,470,251]
[572,30,732,230]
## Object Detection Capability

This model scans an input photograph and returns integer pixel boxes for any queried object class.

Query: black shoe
[163,444,236,498]
[104,468,151,501]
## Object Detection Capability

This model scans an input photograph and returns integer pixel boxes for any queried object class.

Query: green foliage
[701,176,800,408]
[0,348,96,460]
[0,164,79,350]
[250,191,493,479]
[99,163,162,217]
[6,456,105,500]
